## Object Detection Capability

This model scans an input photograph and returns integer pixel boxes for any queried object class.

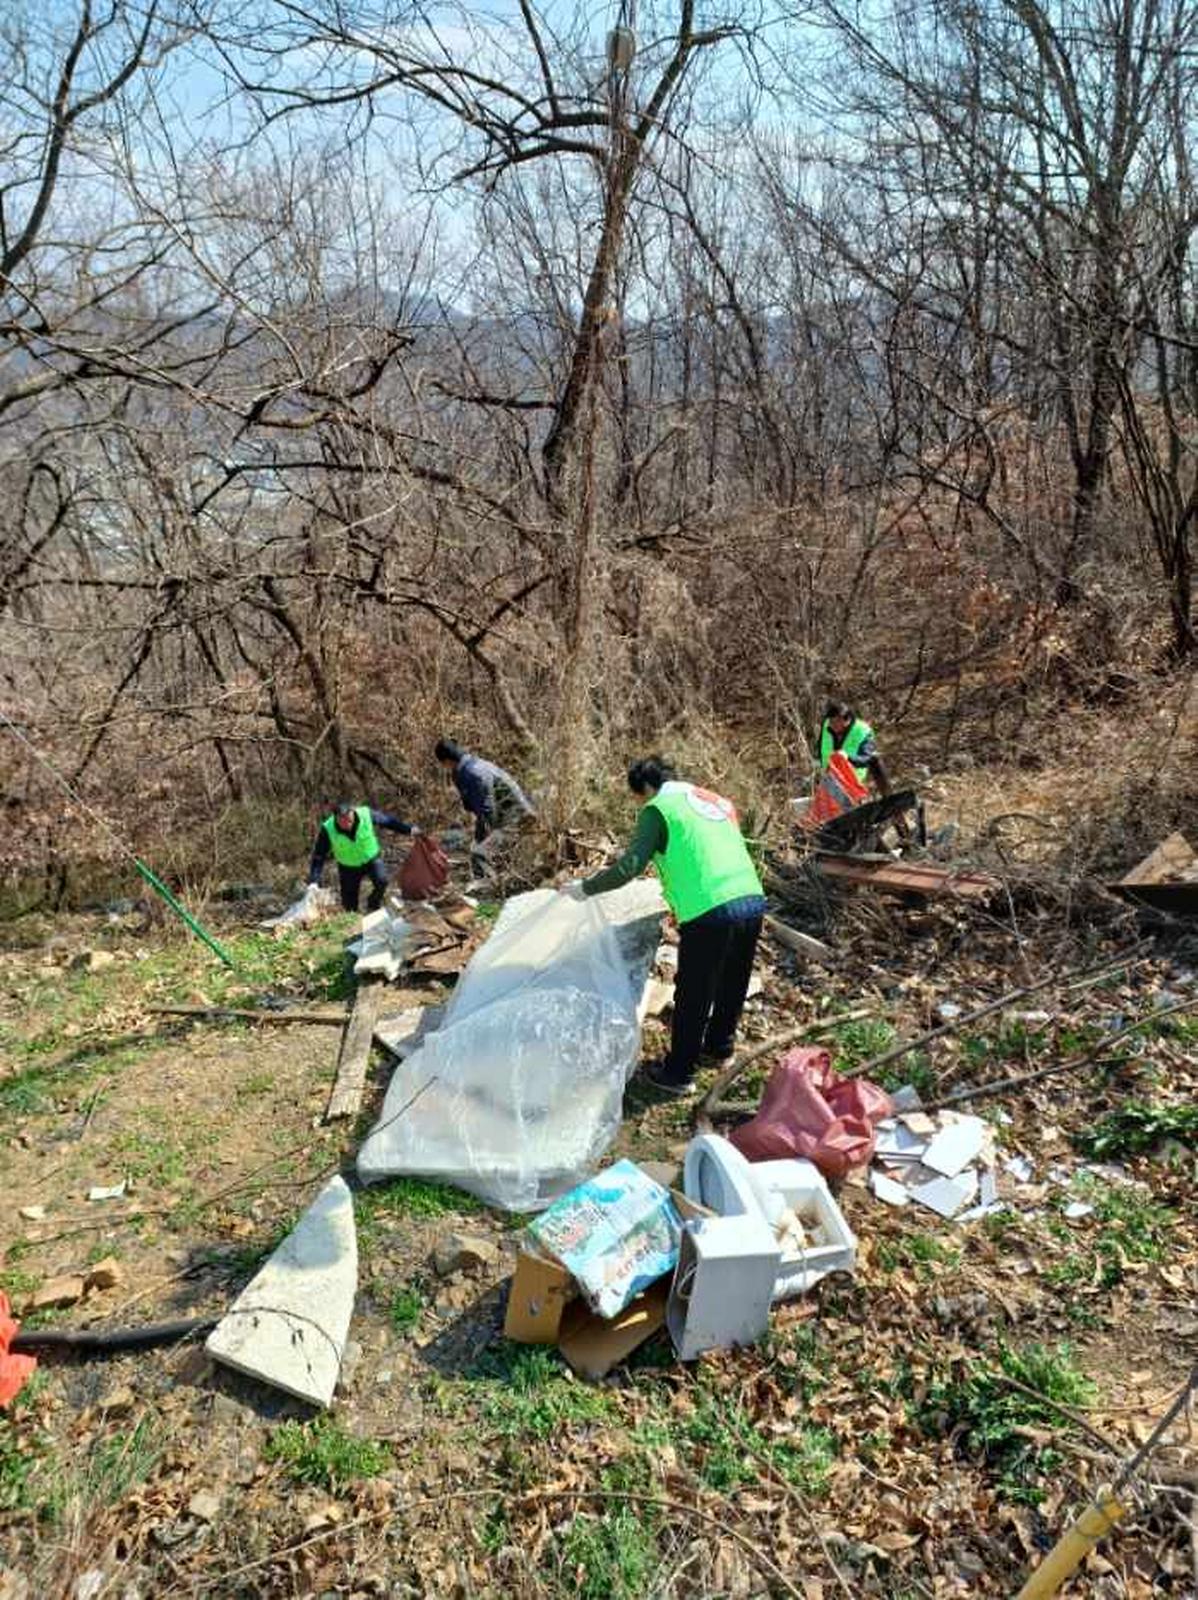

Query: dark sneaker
[699,1043,735,1065]
[641,1058,696,1098]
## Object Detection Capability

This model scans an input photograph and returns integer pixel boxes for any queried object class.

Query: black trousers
[337,856,388,912]
[667,911,763,1083]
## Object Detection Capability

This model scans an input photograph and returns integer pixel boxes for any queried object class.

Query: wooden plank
[325,981,384,1122]
[816,855,998,901]
[149,1005,347,1027]
[1116,832,1195,887]
[763,916,837,968]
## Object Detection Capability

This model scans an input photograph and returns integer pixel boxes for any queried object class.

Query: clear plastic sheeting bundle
[260,883,337,933]
[357,881,665,1210]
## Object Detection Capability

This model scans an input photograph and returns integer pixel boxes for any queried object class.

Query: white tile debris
[923,1117,987,1178]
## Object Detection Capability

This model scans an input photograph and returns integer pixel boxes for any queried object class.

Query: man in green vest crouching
[561,756,765,1097]
[307,803,419,913]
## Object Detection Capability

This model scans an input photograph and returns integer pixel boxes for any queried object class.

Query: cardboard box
[503,1189,707,1378]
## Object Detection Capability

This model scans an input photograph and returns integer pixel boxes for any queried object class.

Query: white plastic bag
[260,883,337,933]
[357,881,664,1210]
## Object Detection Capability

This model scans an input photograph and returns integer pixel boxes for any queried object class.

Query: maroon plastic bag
[729,1046,893,1179]
[399,834,450,900]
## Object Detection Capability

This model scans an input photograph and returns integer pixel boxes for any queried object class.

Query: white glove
[409,825,421,837]
[559,880,588,902]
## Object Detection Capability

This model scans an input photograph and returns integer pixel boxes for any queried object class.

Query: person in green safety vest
[307,802,419,912]
[559,756,765,1098]
[817,700,895,798]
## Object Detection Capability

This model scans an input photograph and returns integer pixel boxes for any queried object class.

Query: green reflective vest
[323,806,380,868]
[645,782,762,924]
[819,718,875,778]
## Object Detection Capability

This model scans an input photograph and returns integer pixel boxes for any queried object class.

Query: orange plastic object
[730,1047,893,1177]
[800,752,870,831]
[0,1292,37,1406]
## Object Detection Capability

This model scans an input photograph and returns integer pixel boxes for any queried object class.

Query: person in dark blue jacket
[434,740,535,872]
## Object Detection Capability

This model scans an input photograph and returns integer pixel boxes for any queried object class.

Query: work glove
[559,880,587,902]
[409,825,421,837]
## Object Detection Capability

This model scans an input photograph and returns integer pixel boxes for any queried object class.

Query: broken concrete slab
[888,1085,924,1113]
[206,1175,356,1409]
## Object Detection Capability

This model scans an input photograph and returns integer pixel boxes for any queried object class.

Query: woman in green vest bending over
[818,701,893,797]
[307,803,419,913]
[562,757,765,1097]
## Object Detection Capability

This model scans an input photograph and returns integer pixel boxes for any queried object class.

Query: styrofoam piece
[871,1171,911,1206]
[683,1134,761,1219]
[667,1214,781,1360]
[922,1117,986,1178]
[910,1169,979,1219]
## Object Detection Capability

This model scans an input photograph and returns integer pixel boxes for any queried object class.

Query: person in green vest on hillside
[307,802,419,913]
[560,756,765,1097]
[817,700,895,798]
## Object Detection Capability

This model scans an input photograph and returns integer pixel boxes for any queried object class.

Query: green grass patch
[554,1504,658,1599]
[389,1281,426,1335]
[357,1176,481,1226]
[679,1391,835,1495]
[473,1346,615,1438]
[1075,1100,1198,1160]
[264,1416,391,1493]
[1046,1174,1176,1290]
[919,1343,1095,1505]
[875,1232,961,1276]
[874,1052,936,1099]
[830,1018,895,1072]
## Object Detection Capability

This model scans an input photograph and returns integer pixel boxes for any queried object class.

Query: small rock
[211,1393,249,1424]
[432,1232,500,1277]
[187,1490,221,1523]
[18,1204,47,1222]
[97,1386,136,1417]
[26,1274,86,1312]
[87,1181,127,1202]
[84,1257,123,1292]
[337,1339,364,1393]
[71,949,115,972]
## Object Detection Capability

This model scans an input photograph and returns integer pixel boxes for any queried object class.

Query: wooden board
[1111,832,1198,916]
[324,981,384,1121]
[763,915,836,967]
[816,854,998,901]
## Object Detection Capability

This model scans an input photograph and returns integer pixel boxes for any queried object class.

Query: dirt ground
[0,876,1195,1599]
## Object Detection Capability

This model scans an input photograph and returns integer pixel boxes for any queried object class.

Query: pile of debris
[870,1095,1000,1220]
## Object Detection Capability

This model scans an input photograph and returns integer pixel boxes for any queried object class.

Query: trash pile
[869,1094,1000,1220]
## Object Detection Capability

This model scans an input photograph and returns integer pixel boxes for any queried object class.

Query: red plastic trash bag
[800,751,871,832]
[400,834,450,900]
[729,1047,893,1179]
[0,1292,37,1408]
